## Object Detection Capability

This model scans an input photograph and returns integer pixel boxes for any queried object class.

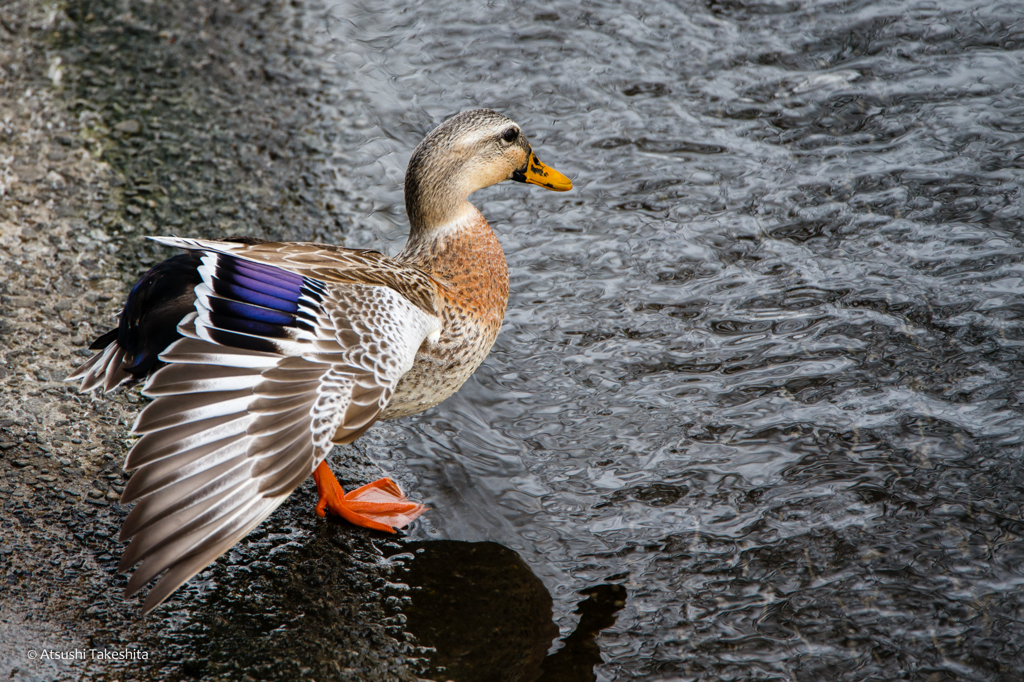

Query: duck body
[387,204,509,419]
[66,109,570,613]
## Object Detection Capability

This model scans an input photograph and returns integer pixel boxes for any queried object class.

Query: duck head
[404,108,571,233]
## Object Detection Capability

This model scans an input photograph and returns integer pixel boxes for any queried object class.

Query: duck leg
[312,461,426,533]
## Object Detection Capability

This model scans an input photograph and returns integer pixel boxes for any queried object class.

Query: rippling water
[305,0,1024,678]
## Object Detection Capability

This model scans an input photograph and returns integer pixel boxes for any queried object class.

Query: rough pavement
[0,1,427,679]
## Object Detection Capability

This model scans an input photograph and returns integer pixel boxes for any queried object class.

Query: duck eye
[501,128,518,143]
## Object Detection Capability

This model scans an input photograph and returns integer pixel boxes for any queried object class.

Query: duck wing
[116,237,441,614]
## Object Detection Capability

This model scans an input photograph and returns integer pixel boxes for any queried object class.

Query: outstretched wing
[117,240,441,613]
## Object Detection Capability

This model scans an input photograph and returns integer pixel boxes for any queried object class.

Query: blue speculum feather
[210,256,304,314]
[202,255,312,350]
[228,257,303,291]
[86,246,313,380]
[232,257,302,281]
[212,281,299,313]
[223,272,299,303]
[209,297,295,326]
[207,298,293,339]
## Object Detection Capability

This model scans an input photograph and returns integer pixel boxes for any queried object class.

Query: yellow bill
[513,149,573,191]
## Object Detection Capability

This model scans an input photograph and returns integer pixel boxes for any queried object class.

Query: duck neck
[398,139,509,304]
[398,200,492,268]
[402,154,475,243]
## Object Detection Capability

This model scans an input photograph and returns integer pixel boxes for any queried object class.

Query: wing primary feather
[125,494,269,598]
[133,390,253,433]
[126,413,252,469]
[259,455,317,497]
[118,481,246,572]
[121,437,249,503]
[246,406,314,439]
[252,379,320,400]
[248,393,315,416]
[138,499,282,615]
[255,441,315,495]
[159,338,280,368]
[260,365,324,382]
[248,421,313,472]
[119,455,253,540]
[145,364,262,396]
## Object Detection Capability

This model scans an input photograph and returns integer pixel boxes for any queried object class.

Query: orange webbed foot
[313,461,426,533]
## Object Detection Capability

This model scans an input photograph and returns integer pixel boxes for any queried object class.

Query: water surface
[306,0,1024,678]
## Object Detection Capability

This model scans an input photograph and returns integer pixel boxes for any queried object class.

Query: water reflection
[394,540,625,682]
[148,524,625,682]
[536,584,627,682]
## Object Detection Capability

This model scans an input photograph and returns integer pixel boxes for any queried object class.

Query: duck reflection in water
[395,540,626,682]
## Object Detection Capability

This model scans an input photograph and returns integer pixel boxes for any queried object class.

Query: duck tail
[67,237,270,394]
[66,252,205,393]
[66,332,136,392]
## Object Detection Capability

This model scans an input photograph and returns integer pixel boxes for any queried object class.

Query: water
[302,0,1024,679]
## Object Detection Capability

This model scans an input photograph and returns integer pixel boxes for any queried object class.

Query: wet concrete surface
[0,0,428,679]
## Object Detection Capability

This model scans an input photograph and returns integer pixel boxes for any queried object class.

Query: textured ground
[0,1,427,679]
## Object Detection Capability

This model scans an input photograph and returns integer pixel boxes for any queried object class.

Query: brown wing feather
[194,239,445,317]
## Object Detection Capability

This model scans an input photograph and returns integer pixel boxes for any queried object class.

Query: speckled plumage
[66,108,571,613]
[387,205,509,418]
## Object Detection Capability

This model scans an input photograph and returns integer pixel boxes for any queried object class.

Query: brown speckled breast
[382,209,509,419]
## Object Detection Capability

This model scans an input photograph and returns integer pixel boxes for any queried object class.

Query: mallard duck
[67,109,572,613]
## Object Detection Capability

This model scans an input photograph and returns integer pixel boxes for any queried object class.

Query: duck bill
[512,148,572,191]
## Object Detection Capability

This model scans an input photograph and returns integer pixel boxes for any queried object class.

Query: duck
[67,108,572,614]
